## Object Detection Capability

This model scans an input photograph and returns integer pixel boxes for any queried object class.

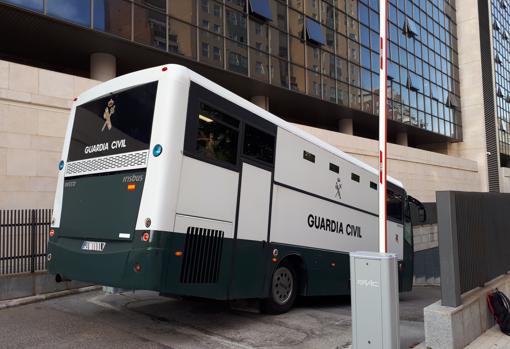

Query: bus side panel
[267,243,351,297]
[229,163,273,299]
[269,185,378,296]
[273,128,379,218]
[163,156,239,300]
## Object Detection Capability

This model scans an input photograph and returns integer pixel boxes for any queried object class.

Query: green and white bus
[48,65,422,314]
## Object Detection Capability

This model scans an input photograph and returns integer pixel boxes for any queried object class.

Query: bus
[48,64,423,314]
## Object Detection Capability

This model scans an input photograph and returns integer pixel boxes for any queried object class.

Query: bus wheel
[261,262,297,314]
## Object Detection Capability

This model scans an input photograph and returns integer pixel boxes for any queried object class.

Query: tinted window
[243,125,275,164]
[68,81,157,161]
[387,191,403,222]
[196,104,239,165]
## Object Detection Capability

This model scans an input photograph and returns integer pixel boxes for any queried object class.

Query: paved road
[0,286,439,349]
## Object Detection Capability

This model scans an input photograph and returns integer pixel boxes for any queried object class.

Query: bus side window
[404,200,412,244]
[387,191,403,222]
[196,103,239,165]
[243,124,275,164]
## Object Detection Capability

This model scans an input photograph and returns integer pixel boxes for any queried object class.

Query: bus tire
[261,262,297,314]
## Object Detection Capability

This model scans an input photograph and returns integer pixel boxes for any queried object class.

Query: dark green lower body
[48,230,412,300]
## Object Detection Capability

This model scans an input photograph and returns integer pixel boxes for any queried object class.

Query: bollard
[350,251,399,349]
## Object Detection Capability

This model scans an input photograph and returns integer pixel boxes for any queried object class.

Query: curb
[0,285,101,310]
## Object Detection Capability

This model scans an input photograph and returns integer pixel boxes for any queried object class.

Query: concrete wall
[297,125,481,202]
[449,0,497,193]
[424,274,510,349]
[0,60,99,209]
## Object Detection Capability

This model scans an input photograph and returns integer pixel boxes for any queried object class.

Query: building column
[90,53,116,81]
[338,118,353,135]
[250,95,269,110]
[396,131,408,146]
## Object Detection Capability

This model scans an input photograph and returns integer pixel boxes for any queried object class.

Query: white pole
[379,0,388,254]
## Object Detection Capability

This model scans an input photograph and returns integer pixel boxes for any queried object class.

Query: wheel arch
[279,253,308,296]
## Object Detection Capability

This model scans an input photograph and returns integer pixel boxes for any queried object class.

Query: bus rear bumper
[47,237,167,291]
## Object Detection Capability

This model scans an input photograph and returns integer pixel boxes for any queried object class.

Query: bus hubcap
[272,267,293,305]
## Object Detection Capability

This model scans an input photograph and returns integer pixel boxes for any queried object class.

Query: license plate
[81,241,106,252]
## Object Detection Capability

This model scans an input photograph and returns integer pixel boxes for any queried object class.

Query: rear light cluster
[141,232,150,242]
[49,229,55,238]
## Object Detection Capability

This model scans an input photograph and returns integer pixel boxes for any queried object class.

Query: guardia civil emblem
[335,178,342,199]
[101,99,116,132]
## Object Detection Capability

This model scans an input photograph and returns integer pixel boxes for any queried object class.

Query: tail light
[142,232,150,242]
[49,229,55,238]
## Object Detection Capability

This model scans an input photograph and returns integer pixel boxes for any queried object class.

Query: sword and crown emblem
[101,99,116,132]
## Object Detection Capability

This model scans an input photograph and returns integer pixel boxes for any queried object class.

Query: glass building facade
[492,0,510,157]
[1,0,461,140]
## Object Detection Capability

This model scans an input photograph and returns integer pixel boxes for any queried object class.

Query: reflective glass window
[360,47,371,69]
[134,5,167,50]
[338,82,349,106]
[290,64,305,92]
[358,3,369,26]
[270,27,288,58]
[290,36,305,65]
[250,20,268,52]
[199,29,223,67]
[134,0,164,12]
[270,0,287,30]
[305,17,326,45]
[226,40,248,75]
[249,0,272,20]
[335,56,347,82]
[360,25,370,48]
[169,19,197,59]
[47,0,91,27]
[94,0,131,39]
[169,0,196,24]
[2,0,43,11]
[226,9,247,43]
[270,57,289,88]
[361,68,371,90]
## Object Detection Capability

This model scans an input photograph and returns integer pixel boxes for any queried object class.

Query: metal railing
[437,191,510,307]
[0,209,51,275]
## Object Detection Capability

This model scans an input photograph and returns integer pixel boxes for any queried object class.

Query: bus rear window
[67,81,158,161]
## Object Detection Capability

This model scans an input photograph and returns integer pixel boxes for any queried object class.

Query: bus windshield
[67,81,158,161]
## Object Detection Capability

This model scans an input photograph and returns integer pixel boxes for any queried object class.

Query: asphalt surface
[0,286,440,349]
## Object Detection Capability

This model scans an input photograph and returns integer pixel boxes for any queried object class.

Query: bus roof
[77,64,403,189]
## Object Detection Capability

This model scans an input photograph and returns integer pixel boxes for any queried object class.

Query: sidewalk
[465,326,510,348]
[414,326,510,349]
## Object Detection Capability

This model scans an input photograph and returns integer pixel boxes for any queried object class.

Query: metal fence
[0,209,51,275]
[437,191,510,307]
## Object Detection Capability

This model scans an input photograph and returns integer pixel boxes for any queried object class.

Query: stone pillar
[250,95,269,110]
[338,118,353,135]
[90,53,116,81]
[396,131,408,146]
